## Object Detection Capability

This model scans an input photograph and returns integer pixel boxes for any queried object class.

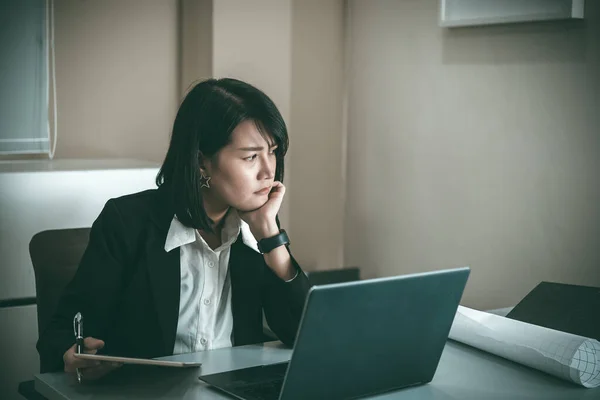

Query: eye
[244,154,258,162]
[269,147,278,155]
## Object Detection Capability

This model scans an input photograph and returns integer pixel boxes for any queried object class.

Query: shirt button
[203,298,211,306]
[208,261,215,268]
[200,338,207,346]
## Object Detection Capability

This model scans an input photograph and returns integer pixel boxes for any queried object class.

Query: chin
[235,197,268,213]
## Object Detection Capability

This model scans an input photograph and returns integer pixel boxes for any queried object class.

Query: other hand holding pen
[63,337,122,382]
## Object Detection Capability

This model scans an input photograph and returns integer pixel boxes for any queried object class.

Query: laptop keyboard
[230,377,284,400]
[219,363,288,400]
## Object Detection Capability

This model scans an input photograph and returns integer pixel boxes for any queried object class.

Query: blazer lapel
[145,185,181,355]
[145,228,180,355]
[230,236,264,345]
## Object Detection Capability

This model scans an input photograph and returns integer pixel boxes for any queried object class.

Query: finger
[68,358,102,371]
[271,181,284,190]
[269,182,285,197]
[63,338,105,372]
[83,337,105,351]
[63,346,101,372]
[80,362,122,381]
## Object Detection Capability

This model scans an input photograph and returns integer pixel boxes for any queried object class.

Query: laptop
[199,267,470,400]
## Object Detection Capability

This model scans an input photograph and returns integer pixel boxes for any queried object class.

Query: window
[0,0,51,155]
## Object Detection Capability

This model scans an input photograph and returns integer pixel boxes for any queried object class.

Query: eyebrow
[237,144,278,151]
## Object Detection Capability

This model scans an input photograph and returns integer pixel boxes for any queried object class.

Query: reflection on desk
[35,340,597,400]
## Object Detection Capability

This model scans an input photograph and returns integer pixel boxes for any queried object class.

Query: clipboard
[74,353,202,368]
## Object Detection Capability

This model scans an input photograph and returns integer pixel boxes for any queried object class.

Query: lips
[255,187,271,195]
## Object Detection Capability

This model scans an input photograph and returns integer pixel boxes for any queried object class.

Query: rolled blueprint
[449,306,600,388]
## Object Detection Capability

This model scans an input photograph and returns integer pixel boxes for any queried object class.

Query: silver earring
[200,171,211,189]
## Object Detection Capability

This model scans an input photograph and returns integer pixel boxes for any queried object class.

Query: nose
[257,153,275,180]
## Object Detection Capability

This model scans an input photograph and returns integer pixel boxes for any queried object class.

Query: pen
[73,312,83,383]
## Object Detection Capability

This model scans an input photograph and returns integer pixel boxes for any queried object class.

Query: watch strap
[257,229,290,254]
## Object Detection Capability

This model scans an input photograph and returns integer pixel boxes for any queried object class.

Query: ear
[198,151,213,175]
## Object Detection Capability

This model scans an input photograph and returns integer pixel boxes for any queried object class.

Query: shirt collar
[164,210,260,254]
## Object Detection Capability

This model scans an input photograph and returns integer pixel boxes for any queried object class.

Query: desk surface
[35,340,597,400]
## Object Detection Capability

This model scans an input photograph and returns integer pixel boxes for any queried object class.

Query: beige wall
[4,1,594,300]
[50,0,178,162]
[290,0,346,270]
[344,0,600,309]
[212,0,346,270]
[179,0,213,96]
[212,0,293,229]
[1,0,347,273]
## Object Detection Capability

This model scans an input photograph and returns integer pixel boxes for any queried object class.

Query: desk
[35,340,597,400]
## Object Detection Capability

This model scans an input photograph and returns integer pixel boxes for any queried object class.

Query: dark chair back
[29,228,91,338]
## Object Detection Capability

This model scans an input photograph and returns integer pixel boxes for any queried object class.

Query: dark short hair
[156,78,289,231]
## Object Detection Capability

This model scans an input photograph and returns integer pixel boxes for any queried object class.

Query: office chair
[30,228,92,339]
[18,228,91,400]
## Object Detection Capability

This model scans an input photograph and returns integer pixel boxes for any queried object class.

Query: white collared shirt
[164,210,262,354]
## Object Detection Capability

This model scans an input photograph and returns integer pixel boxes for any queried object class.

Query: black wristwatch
[257,230,290,254]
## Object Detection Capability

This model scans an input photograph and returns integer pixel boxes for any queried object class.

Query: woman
[36,78,311,380]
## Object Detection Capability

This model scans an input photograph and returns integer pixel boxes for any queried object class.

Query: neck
[202,194,229,232]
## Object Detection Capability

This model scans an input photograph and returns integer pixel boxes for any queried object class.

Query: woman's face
[202,120,277,213]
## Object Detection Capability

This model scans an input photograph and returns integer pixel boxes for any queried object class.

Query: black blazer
[36,187,310,373]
